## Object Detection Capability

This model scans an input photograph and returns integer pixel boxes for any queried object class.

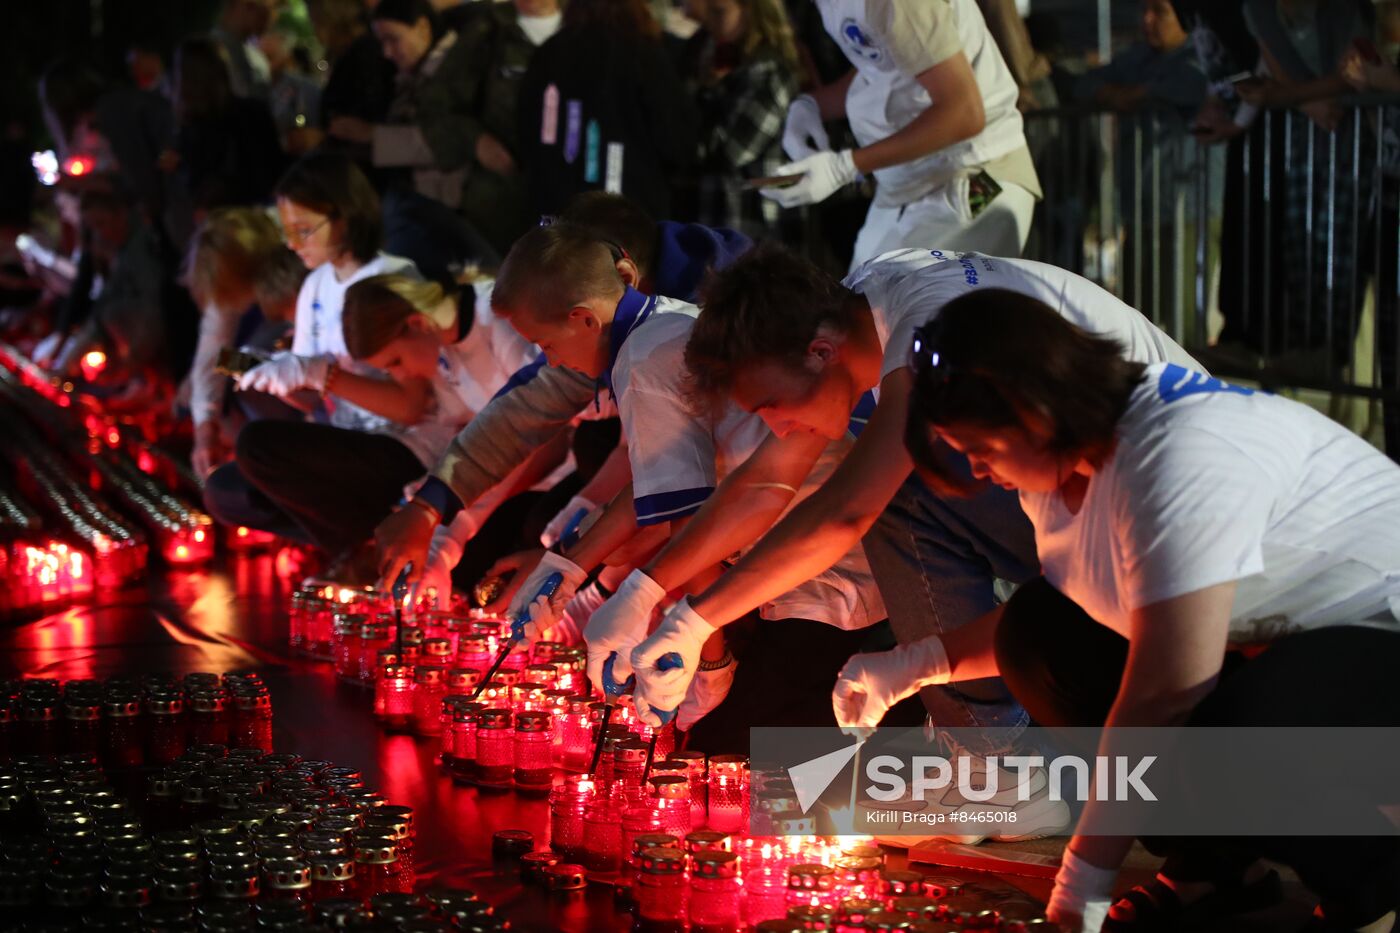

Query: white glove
[583,569,666,693]
[560,579,610,642]
[409,524,465,610]
[759,150,859,208]
[504,551,588,642]
[832,636,952,739]
[782,94,830,160]
[630,597,716,727]
[540,495,596,548]
[1046,849,1115,933]
[237,351,332,397]
[676,657,736,731]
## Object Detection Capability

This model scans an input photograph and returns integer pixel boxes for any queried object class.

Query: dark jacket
[519,25,699,220]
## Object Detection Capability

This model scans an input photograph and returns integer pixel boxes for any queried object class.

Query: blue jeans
[861,459,1040,752]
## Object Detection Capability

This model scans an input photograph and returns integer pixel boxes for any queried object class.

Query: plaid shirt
[692,46,798,239]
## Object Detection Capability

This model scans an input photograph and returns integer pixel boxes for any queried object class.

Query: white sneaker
[856,757,1071,846]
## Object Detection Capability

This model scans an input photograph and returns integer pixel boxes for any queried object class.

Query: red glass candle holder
[375,665,414,732]
[690,850,741,932]
[512,710,553,791]
[473,708,514,788]
[411,666,447,736]
[635,847,688,930]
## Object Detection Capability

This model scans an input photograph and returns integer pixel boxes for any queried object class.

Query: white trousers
[848,178,1038,273]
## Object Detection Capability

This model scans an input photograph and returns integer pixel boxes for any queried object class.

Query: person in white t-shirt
[763,0,1042,268]
[201,153,432,579]
[834,292,1400,933]
[626,245,1194,837]
[374,224,886,746]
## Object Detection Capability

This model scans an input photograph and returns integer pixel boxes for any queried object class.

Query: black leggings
[996,578,1400,926]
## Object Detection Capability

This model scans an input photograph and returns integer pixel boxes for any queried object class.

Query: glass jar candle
[306,597,335,660]
[581,793,624,872]
[353,841,403,900]
[309,857,356,902]
[422,637,453,667]
[419,611,452,643]
[648,775,693,840]
[668,751,707,822]
[332,613,366,682]
[457,636,492,672]
[102,696,144,771]
[634,846,688,931]
[787,864,837,912]
[375,665,414,732]
[474,709,515,788]
[411,666,447,736]
[834,856,881,901]
[557,698,592,772]
[511,681,550,713]
[370,651,400,716]
[513,710,553,791]
[438,697,464,765]
[448,702,485,783]
[613,740,650,792]
[145,694,186,766]
[524,664,558,689]
[549,777,596,863]
[189,691,230,748]
[357,623,393,685]
[64,701,102,759]
[288,591,308,654]
[878,870,924,900]
[689,850,741,933]
[594,724,632,787]
[707,774,746,834]
[553,651,587,693]
[398,625,424,666]
[475,680,511,708]
[230,690,272,753]
[446,668,481,697]
[262,859,311,907]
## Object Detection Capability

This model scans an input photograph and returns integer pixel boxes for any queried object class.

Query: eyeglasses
[282,217,331,245]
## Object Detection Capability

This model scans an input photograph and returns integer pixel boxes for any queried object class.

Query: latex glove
[408,522,467,610]
[759,150,858,208]
[583,569,666,692]
[517,592,559,646]
[504,551,588,641]
[237,351,332,397]
[832,636,951,739]
[558,579,612,646]
[781,94,830,160]
[540,495,596,548]
[1046,848,1115,932]
[631,597,716,727]
[676,657,736,731]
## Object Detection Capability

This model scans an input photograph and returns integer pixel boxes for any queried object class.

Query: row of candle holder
[0,673,274,779]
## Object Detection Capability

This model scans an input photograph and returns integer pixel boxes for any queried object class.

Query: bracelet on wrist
[408,497,441,522]
[698,650,734,672]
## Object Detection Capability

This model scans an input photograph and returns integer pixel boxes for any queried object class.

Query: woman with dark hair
[326,0,550,253]
[202,153,429,577]
[162,36,284,231]
[518,0,699,220]
[835,293,1400,932]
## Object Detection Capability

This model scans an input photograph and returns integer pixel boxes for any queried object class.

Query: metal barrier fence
[1021,101,1400,437]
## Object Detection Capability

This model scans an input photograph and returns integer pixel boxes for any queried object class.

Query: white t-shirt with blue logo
[845,248,1201,393]
[1024,363,1400,643]
[615,298,887,631]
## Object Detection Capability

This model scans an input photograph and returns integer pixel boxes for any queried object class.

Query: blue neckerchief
[598,286,659,402]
